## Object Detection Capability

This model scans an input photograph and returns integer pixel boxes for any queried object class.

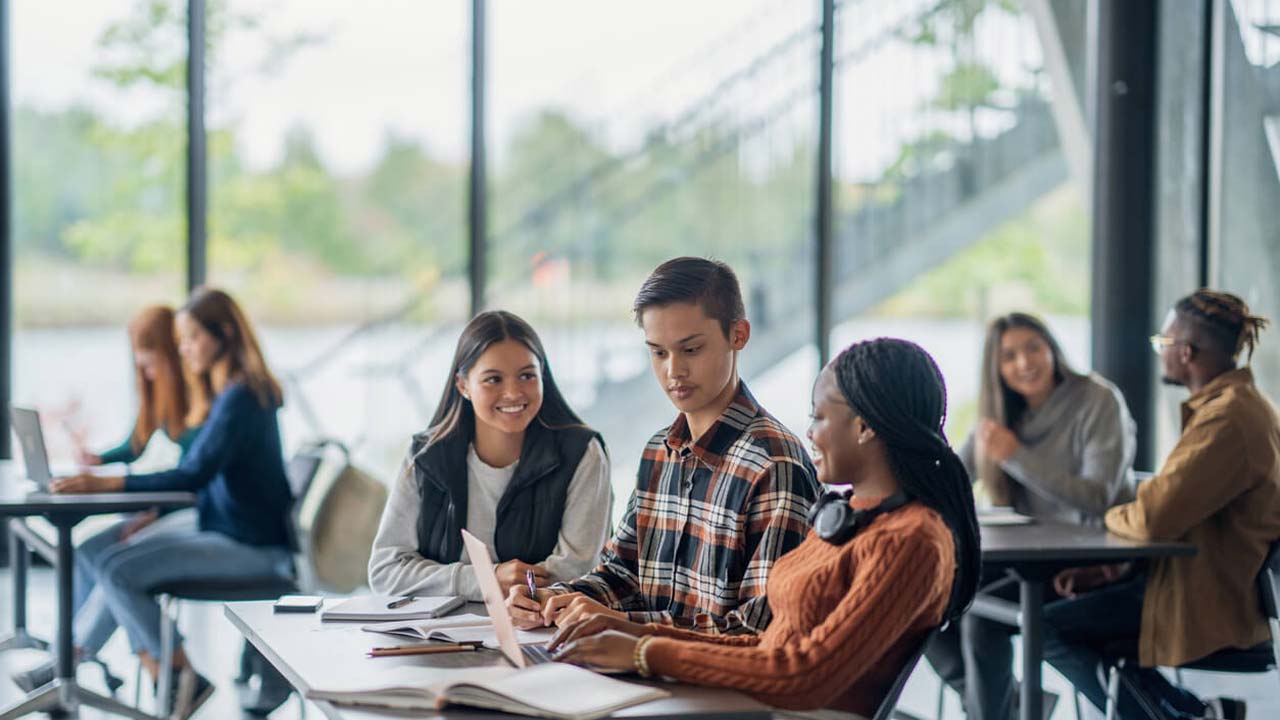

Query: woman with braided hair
[1041,289,1279,720]
[545,338,980,720]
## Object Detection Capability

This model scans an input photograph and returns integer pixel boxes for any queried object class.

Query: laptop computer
[460,529,556,668]
[10,407,52,490]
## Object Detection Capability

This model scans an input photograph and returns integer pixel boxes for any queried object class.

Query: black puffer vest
[412,421,601,564]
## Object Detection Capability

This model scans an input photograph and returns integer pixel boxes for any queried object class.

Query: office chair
[148,441,330,718]
[1103,540,1280,720]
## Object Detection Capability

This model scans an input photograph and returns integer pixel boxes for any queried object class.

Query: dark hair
[425,310,586,444]
[831,338,980,624]
[1175,289,1270,363]
[632,257,746,339]
[181,287,283,412]
[977,313,1081,505]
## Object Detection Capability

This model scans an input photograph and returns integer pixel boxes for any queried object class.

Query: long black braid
[831,338,981,623]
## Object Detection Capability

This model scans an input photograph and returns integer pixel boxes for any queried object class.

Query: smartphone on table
[273,595,324,613]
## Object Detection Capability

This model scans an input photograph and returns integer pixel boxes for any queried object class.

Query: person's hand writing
[49,474,124,494]
[547,613,653,653]
[542,592,626,628]
[551,630,639,672]
[978,419,1020,464]
[506,585,558,629]
[494,559,548,598]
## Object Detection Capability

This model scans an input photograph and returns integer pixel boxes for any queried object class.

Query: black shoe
[86,656,124,694]
[169,668,215,720]
[9,660,55,694]
[1207,697,1247,720]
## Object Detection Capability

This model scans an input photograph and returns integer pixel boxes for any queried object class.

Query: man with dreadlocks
[1043,289,1279,720]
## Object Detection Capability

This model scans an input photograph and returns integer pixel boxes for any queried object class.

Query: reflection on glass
[490,0,821,502]
[832,0,1091,443]
[1216,0,1280,397]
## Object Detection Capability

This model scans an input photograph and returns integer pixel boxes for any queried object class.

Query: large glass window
[11,1,186,466]
[1214,0,1280,397]
[490,0,822,505]
[832,0,1092,446]
[206,1,470,476]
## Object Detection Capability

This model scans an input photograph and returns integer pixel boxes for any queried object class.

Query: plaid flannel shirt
[558,381,818,633]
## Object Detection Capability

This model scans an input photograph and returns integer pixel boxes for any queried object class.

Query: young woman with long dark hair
[368,310,612,601]
[547,338,980,720]
[47,287,295,719]
[926,312,1137,720]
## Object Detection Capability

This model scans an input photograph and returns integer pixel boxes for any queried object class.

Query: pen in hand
[526,568,539,600]
[386,596,414,610]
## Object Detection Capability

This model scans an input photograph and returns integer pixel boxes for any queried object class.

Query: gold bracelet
[633,635,655,677]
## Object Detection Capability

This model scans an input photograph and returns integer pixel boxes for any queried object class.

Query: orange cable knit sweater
[643,498,955,717]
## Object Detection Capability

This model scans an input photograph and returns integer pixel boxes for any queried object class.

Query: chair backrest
[1258,539,1280,621]
[872,628,935,720]
[293,446,389,593]
[286,443,328,500]
[282,440,335,555]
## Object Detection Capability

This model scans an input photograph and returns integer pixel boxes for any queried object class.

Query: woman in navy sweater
[49,287,293,718]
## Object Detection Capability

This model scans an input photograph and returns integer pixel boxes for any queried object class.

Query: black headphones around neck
[807,491,911,545]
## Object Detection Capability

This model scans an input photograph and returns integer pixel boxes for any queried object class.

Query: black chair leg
[236,640,255,685]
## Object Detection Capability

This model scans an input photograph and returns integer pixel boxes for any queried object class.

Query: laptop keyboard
[522,644,553,665]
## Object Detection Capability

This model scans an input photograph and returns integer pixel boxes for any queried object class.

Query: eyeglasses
[1149,334,1192,356]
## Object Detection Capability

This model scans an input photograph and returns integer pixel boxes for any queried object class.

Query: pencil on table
[367,643,480,658]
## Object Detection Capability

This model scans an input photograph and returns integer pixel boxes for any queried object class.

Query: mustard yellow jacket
[1106,368,1280,667]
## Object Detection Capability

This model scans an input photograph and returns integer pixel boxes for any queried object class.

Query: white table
[224,600,776,719]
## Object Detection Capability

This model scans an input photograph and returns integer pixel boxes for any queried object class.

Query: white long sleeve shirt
[368,438,612,601]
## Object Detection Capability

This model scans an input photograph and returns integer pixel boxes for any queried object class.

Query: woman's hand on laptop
[550,630,639,673]
[542,593,626,628]
[547,614,653,653]
[50,473,124,494]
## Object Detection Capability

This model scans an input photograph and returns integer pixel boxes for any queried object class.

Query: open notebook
[306,662,668,720]
[362,615,555,647]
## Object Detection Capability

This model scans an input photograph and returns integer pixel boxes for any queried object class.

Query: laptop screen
[461,528,529,668]
[9,407,51,489]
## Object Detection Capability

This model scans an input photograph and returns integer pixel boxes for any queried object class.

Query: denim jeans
[73,509,199,657]
[1042,576,1206,720]
[87,524,291,657]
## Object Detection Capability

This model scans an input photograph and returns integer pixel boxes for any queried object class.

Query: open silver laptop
[10,407,52,490]
[461,529,555,668]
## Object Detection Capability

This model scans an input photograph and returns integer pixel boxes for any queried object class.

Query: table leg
[55,523,75,684]
[0,522,47,652]
[0,517,157,720]
[1020,579,1044,720]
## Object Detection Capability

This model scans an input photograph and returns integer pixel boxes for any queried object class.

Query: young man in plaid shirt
[508,257,819,634]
